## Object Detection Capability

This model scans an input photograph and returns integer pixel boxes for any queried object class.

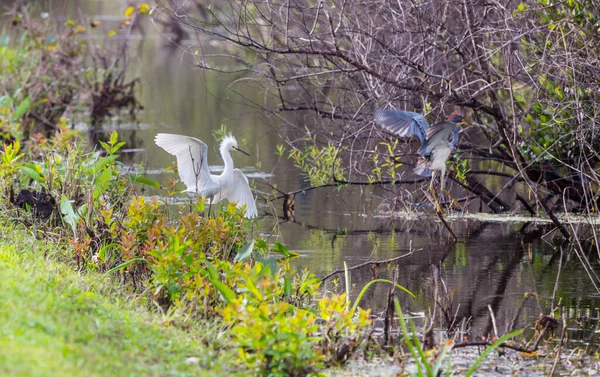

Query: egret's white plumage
[155,133,258,219]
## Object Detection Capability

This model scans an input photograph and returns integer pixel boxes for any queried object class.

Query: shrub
[224,299,322,377]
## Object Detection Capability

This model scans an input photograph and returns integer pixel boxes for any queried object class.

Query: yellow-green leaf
[19,166,44,183]
[124,6,135,19]
[138,4,150,15]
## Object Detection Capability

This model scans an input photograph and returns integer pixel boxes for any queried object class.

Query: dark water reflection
[44,0,600,341]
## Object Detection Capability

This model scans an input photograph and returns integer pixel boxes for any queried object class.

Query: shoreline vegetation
[1,4,598,377]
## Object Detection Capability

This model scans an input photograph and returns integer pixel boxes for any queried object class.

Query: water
[32,0,600,345]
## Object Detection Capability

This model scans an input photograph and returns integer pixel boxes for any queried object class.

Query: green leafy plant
[394,299,523,377]
[223,299,322,377]
[449,157,470,183]
[288,142,346,186]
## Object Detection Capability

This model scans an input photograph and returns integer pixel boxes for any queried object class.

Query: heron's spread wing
[227,169,258,219]
[155,133,211,193]
[374,109,430,143]
[450,127,460,149]
[418,122,456,156]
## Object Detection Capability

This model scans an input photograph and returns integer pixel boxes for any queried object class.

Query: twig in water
[436,210,458,241]
[549,313,567,376]
[321,249,418,282]
[488,305,499,339]
[383,265,399,346]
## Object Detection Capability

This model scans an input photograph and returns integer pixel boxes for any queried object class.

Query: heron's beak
[459,119,471,127]
[233,146,250,156]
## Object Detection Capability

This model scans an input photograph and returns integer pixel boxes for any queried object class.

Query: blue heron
[155,133,258,219]
[374,109,467,191]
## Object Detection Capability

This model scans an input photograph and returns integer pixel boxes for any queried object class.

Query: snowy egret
[155,133,258,219]
[374,110,468,190]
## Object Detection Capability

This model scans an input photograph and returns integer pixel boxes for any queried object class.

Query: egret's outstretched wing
[374,109,430,143]
[155,133,210,192]
[226,169,258,219]
[418,122,455,157]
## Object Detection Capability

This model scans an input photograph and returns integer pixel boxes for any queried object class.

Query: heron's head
[447,112,469,126]
[221,134,250,156]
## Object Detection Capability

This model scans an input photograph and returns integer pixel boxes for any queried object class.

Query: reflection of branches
[321,249,419,282]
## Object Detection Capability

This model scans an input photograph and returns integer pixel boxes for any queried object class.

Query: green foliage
[147,201,255,312]
[370,141,403,184]
[288,142,346,186]
[0,140,23,182]
[516,0,600,163]
[0,127,158,270]
[222,266,324,377]
[449,157,470,183]
[317,293,372,365]
[222,278,374,375]
[224,300,321,377]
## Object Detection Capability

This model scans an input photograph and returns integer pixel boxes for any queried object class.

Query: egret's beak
[233,146,250,156]
[459,119,471,127]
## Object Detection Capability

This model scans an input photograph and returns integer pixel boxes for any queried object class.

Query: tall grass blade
[344,261,350,304]
[351,279,415,314]
[128,175,161,189]
[12,96,30,120]
[464,329,523,377]
[394,298,424,376]
[408,313,433,377]
[105,258,149,274]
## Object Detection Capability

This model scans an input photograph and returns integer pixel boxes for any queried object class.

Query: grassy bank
[0,225,235,377]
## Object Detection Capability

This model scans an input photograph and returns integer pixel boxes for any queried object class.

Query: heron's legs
[439,167,463,211]
[429,172,443,213]
[444,189,463,210]
[440,167,446,191]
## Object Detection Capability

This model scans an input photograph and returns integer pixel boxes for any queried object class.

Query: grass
[0,225,236,377]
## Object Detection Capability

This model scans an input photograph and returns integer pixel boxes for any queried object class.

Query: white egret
[155,133,258,219]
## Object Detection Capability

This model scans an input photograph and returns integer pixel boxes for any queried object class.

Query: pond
[39,0,600,369]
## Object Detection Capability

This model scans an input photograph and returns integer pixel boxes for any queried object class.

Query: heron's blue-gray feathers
[154,133,211,193]
[450,127,459,149]
[227,169,258,218]
[374,109,429,143]
[413,159,433,177]
[418,122,456,156]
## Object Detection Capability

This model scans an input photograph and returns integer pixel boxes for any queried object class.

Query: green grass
[0,225,236,377]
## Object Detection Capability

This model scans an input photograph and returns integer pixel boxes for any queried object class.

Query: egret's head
[221,133,250,156]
